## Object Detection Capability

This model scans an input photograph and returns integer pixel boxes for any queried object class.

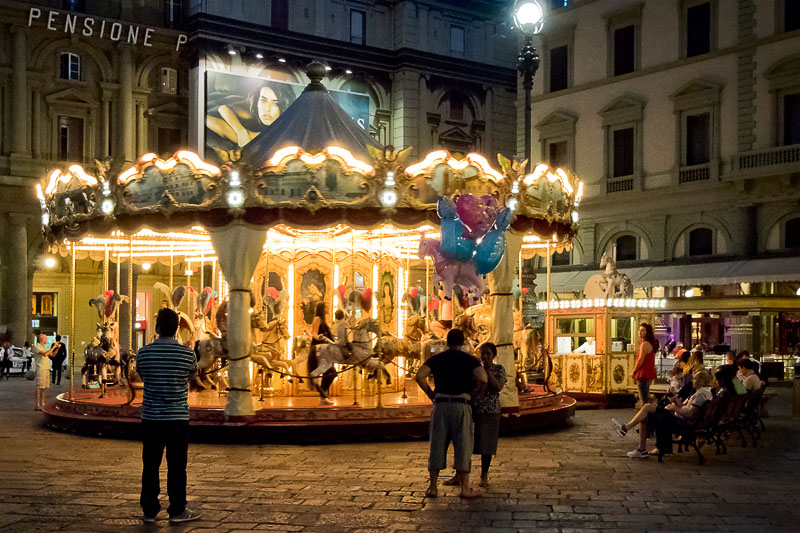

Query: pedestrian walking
[51,335,67,385]
[632,323,658,406]
[415,328,487,499]
[136,308,200,524]
[0,341,12,379]
[22,341,32,371]
[34,334,54,410]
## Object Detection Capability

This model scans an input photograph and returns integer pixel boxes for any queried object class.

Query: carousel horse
[310,318,387,400]
[291,334,312,386]
[250,314,291,374]
[465,300,492,344]
[584,253,634,299]
[193,301,228,391]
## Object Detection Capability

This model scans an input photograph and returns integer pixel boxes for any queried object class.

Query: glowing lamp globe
[513,0,545,35]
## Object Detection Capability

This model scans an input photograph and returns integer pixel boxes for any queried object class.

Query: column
[31,89,41,158]
[136,102,147,155]
[101,96,111,158]
[8,215,30,346]
[117,45,135,162]
[11,27,29,156]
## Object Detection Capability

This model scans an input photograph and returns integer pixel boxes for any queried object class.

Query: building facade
[530,0,800,355]
[0,0,520,348]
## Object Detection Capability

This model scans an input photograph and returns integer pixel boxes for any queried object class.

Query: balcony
[678,163,711,183]
[606,176,634,193]
[730,144,800,181]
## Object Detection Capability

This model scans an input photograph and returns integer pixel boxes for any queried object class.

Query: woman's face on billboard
[256,86,280,125]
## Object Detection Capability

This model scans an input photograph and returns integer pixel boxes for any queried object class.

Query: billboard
[204,71,370,164]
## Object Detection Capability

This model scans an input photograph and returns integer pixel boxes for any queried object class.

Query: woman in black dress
[308,302,336,405]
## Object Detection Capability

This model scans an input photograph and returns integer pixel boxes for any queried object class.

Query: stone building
[530,0,800,355]
[0,0,519,347]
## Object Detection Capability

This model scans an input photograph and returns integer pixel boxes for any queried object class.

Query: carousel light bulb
[571,210,579,223]
[41,212,49,226]
[507,197,519,212]
[345,69,353,74]
[184,269,193,276]
[278,58,286,63]
[685,288,696,298]
[229,169,241,186]
[255,53,264,59]
[797,287,800,296]
[101,198,115,215]
[142,262,152,272]
[227,188,245,208]
[380,188,398,207]
[44,257,56,268]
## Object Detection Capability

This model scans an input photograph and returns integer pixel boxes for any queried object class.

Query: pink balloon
[456,194,498,240]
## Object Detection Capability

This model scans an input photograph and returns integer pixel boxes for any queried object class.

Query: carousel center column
[209,223,268,419]
[8,214,31,347]
[487,231,522,408]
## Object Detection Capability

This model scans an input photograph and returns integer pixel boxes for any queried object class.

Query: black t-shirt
[54,343,67,363]
[424,348,481,396]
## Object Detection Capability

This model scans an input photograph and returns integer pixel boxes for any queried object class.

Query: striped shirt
[136,338,197,421]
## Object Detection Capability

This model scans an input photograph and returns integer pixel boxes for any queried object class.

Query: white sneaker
[319,398,334,406]
[611,418,627,437]
[626,448,649,459]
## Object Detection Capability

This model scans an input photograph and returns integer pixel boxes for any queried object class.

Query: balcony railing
[734,144,800,173]
[606,176,634,193]
[678,163,711,183]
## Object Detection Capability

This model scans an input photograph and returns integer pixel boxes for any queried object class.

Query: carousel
[40,62,582,442]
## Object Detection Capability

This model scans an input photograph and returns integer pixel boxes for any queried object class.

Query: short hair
[679,350,691,363]
[694,370,713,387]
[315,302,327,319]
[334,309,344,320]
[737,350,750,359]
[446,328,465,347]
[156,308,179,337]
[55,335,61,341]
[738,358,758,371]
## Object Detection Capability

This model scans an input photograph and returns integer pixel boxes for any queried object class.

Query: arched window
[689,227,713,256]
[615,235,637,261]
[160,67,178,94]
[551,250,570,266]
[59,52,82,81]
[786,218,800,249]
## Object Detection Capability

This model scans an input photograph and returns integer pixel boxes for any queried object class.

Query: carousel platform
[43,383,576,443]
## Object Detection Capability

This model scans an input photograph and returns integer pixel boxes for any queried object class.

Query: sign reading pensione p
[27,7,188,51]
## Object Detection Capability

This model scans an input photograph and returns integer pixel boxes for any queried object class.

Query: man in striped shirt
[137,308,200,524]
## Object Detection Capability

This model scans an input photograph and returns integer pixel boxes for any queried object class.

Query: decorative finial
[305,61,327,92]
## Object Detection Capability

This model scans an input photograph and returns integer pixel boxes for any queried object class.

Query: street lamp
[513,0,545,166]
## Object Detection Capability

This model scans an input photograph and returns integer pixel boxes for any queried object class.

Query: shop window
[555,317,595,354]
[157,128,182,157]
[784,93,800,145]
[549,45,569,92]
[786,0,800,32]
[615,235,637,261]
[164,0,183,27]
[551,250,570,266]
[613,25,635,76]
[786,218,800,249]
[272,0,289,30]
[686,113,710,165]
[59,52,82,81]
[689,227,713,256]
[160,67,178,95]
[612,127,634,177]
[63,0,85,11]
[350,9,366,45]
[58,116,84,162]
[686,2,712,57]
[611,316,635,352]
[33,293,57,316]
[450,25,465,59]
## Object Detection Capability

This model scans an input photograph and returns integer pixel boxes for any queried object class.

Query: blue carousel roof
[241,62,381,167]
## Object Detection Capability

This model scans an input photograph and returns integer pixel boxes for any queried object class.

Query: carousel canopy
[241,62,381,167]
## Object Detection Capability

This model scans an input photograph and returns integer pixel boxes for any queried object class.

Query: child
[333,309,353,360]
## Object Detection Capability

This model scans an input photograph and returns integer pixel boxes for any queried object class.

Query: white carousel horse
[250,315,291,374]
[584,252,634,299]
[311,318,386,397]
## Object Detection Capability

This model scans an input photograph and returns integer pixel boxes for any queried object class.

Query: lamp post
[513,0,545,166]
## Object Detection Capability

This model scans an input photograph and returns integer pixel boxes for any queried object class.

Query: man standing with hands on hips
[136,308,200,524]
[415,329,487,499]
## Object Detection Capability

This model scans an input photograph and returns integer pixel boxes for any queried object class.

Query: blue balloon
[441,216,476,262]
[495,208,512,231]
[475,228,506,274]
[437,197,458,220]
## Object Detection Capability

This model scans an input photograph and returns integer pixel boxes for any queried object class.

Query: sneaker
[611,418,627,437]
[169,509,201,524]
[140,515,157,524]
[319,398,334,406]
[626,448,649,459]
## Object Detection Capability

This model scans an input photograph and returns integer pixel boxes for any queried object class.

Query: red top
[633,346,657,381]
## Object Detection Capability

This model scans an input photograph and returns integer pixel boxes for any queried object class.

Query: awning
[537,257,800,292]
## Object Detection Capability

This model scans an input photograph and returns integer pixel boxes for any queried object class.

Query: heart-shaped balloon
[337,285,347,304]
[521,288,529,295]
[410,287,418,298]
[268,286,280,300]
[361,288,373,311]
[457,194,499,240]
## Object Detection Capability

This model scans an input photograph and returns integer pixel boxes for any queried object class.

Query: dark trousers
[51,361,63,384]
[140,419,189,518]
[651,410,691,453]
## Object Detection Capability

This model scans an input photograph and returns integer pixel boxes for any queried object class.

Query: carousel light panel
[537,298,667,310]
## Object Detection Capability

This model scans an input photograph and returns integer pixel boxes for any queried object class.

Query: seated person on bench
[611,370,713,458]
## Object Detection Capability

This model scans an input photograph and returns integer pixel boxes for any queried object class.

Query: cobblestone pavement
[1,379,799,532]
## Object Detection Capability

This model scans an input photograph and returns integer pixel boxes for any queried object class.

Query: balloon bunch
[438,195,512,275]
[512,278,530,298]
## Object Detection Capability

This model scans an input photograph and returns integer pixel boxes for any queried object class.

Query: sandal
[424,486,438,498]
[442,477,460,486]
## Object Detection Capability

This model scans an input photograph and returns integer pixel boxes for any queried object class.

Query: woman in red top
[632,323,658,406]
